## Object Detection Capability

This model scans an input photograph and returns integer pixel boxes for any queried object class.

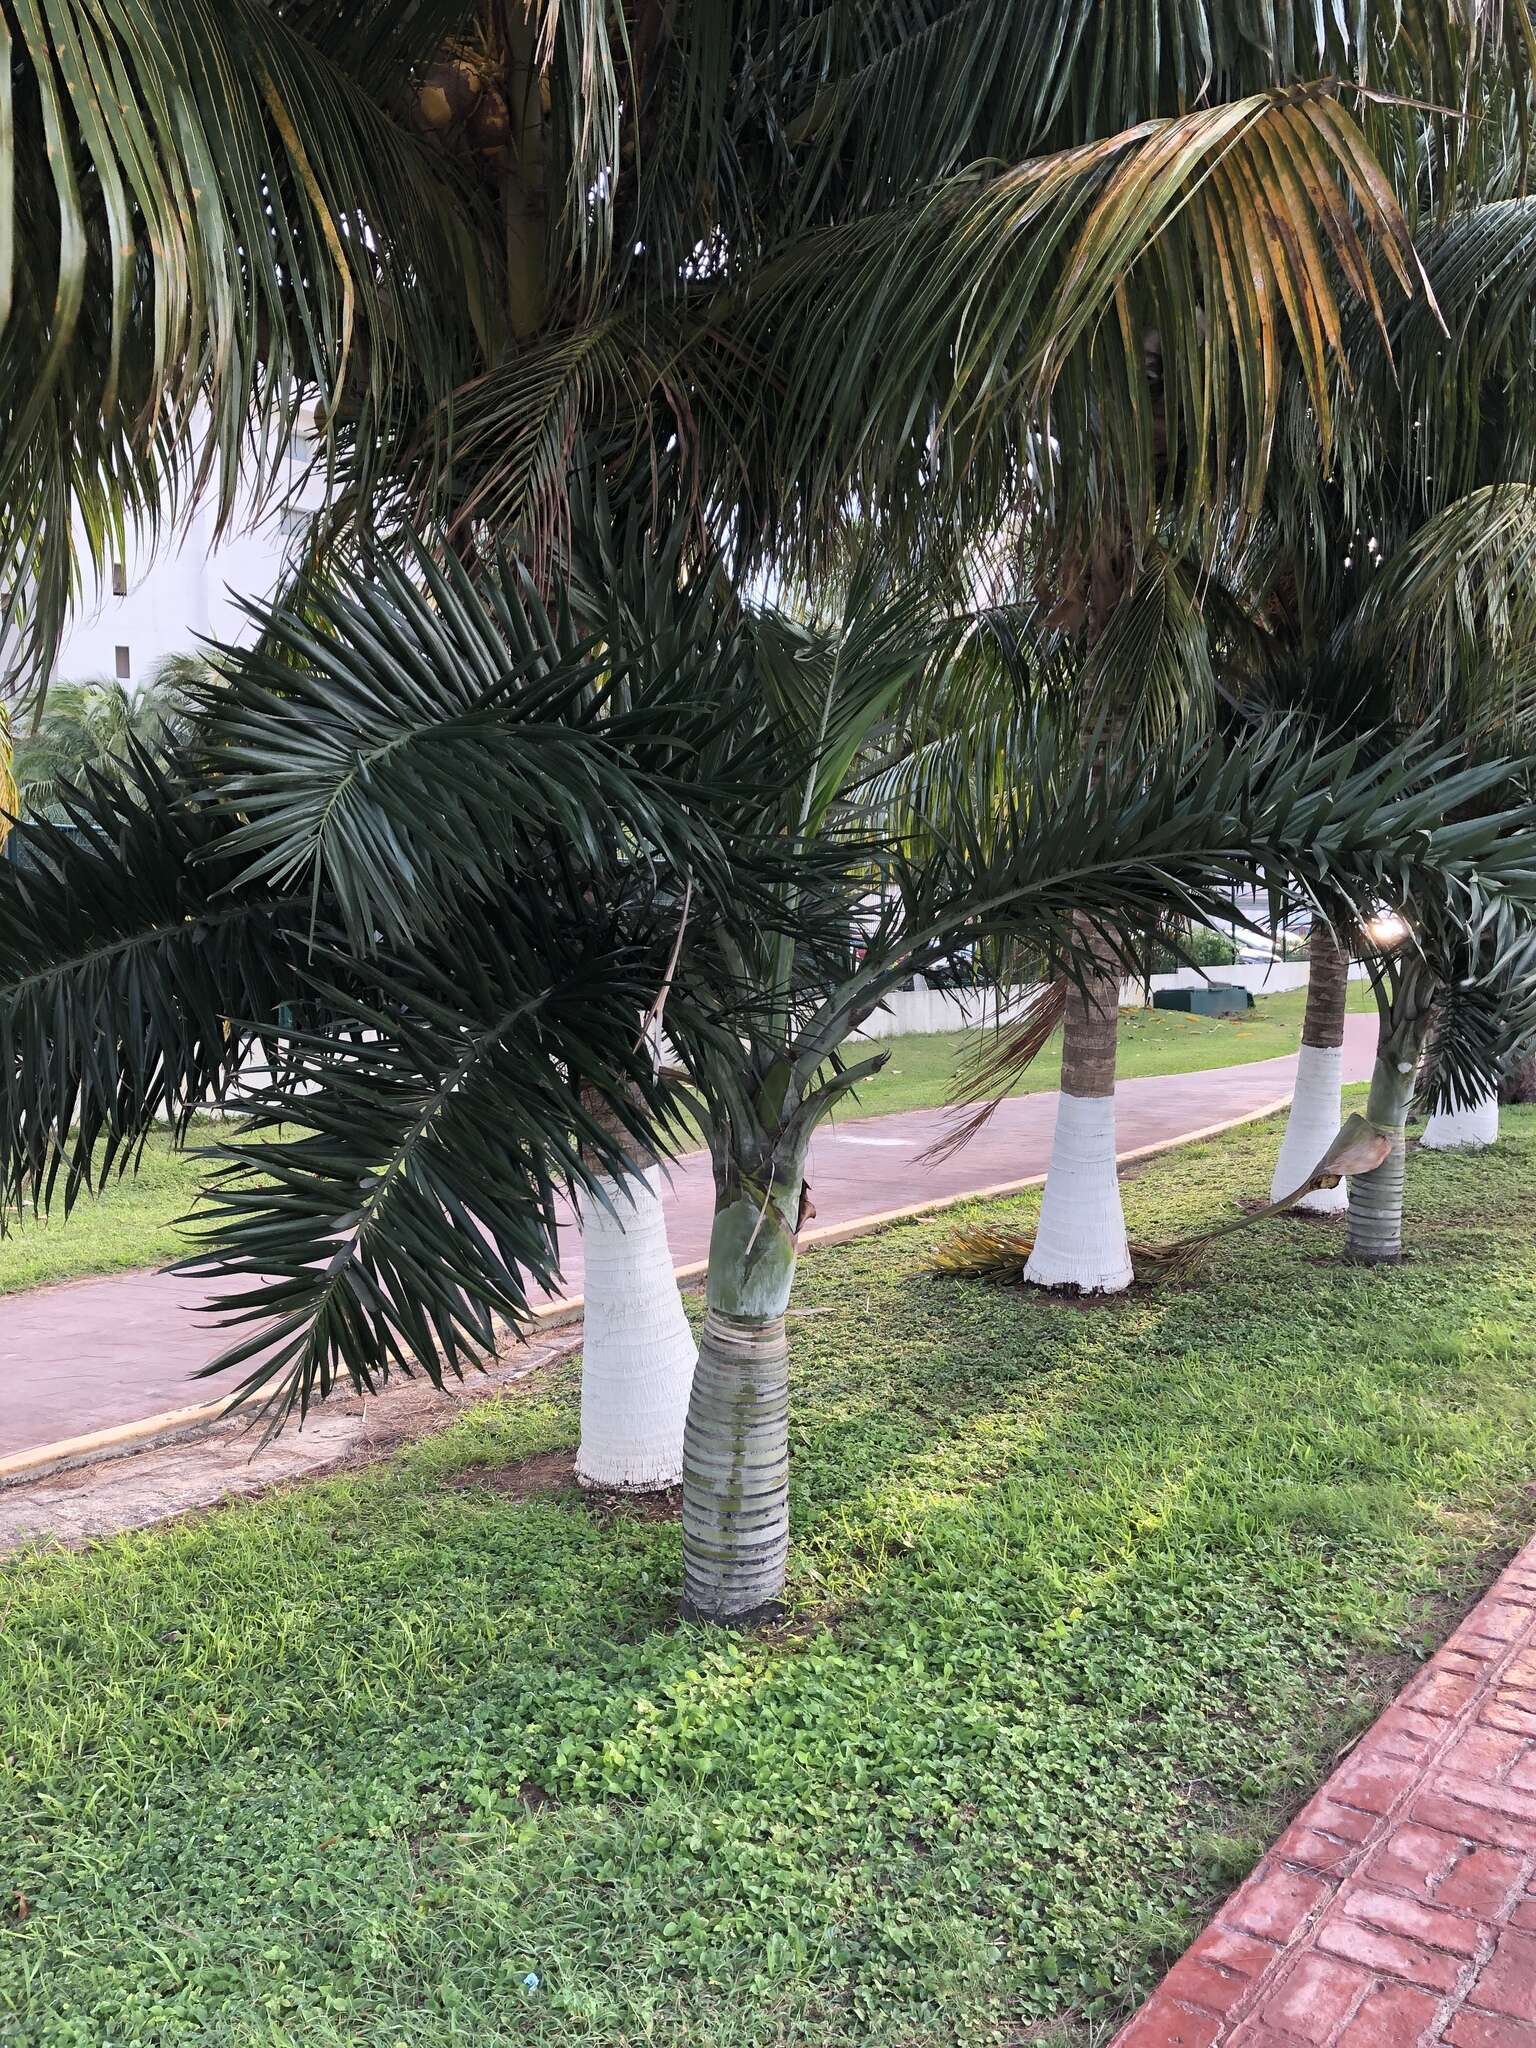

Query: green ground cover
[0,1118,239,1297]
[4,1098,1534,2046]
[0,985,1372,1293]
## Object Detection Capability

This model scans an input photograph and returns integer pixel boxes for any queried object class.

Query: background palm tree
[1253,167,1536,1213]
[10,659,208,817]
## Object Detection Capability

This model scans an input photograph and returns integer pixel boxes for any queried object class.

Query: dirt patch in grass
[444,1453,683,1522]
[444,1447,577,1498]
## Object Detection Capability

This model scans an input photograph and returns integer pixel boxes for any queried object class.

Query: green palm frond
[11,673,202,817]
[1,0,492,684]
[199,501,782,954]
[706,86,1426,563]
[877,717,1536,1131]
[179,888,683,1425]
[1418,904,1536,1116]
[0,745,308,1213]
[1340,195,1536,515]
[1344,484,1536,731]
[779,0,1534,217]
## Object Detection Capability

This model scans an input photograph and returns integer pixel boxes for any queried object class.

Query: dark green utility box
[1153,984,1254,1016]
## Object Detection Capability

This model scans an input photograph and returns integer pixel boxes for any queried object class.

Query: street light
[1364,910,1410,948]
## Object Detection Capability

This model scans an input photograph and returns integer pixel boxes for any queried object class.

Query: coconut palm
[10,0,1521,695]
[10,662,206,817]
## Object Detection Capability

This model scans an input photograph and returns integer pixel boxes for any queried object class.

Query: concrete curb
[0,1092,1293,1488]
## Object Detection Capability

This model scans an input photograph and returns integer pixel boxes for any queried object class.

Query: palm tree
[663,702,1536,1616]
[8,1,1535,1608]
[537,530,1536,1617]
[1271,918,1355,1213]
[8,1,1516,692]
[11,522,1536,1620]
[11,661,206,817]
[1258,168,1536,1216]
[1345,892,1536,1260]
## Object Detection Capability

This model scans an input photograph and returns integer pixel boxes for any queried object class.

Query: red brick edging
[1114,1538,1536,2048]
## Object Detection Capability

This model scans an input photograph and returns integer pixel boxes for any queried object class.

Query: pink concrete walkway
[1116,1533,1536,2048]
[0,1014,1378,1461]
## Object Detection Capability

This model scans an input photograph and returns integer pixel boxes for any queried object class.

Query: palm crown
[9,0,1530,685]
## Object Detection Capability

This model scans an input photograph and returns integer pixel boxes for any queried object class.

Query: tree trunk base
[576,1470,679,1495]
[679,1596,787,1630]
[1024,1089,1132,1293]
[1421,1091,1499,1152]
[1343,1247,1410,1267]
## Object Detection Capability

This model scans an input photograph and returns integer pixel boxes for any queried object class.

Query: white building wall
[49,434,322,687]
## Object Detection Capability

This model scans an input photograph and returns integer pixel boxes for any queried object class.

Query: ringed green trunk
[681,1153,806,1623]
[1345,1048,1418,1264]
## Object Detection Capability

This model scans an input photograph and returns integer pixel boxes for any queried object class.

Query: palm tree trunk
[680,1148,806,1623]
[575,1088,695,1491]
[1422,1090,1500,1150]
[575,1163,696,1489]
[1346,1021,1427,1263]
[1024,929,1133,1292]
[1271,919,1350,1213]
[503,12,548,340]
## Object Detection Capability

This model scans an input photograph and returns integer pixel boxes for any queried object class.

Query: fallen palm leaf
[930,1114,1393,1286]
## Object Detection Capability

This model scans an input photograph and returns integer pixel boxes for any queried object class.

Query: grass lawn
[0,1118,236,1297]
[0,985,1374,1294]
[4,1100,1535,2046]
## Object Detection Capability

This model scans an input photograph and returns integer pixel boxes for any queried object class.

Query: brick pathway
[1116,1539,1536,2048]
[0,1014,1379,1462]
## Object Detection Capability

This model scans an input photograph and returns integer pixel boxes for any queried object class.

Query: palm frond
[0,745,306,1215]
[1344,484,1536,731]
[1418,906,1536,1116]
[707,86,1425,563]
[198,523,740,953]
[780,1,1534,218]
[1,0,492,684]
[179,889,682,1424]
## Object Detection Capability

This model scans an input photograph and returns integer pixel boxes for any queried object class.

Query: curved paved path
[0,1014,1378,1463]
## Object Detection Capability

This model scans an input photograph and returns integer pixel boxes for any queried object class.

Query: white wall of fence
[848,962,1365,1041]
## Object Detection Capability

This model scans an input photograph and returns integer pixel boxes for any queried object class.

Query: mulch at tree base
[445,1448,681,1522]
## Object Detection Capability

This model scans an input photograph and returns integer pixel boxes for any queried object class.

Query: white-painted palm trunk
[1421,1090,1500,1151]
[1023,1090,1133,1293]
[1270,1043,1349,1213]
[575,1166,696,1490]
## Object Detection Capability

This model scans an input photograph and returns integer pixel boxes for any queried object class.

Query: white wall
[49,432,322,687]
